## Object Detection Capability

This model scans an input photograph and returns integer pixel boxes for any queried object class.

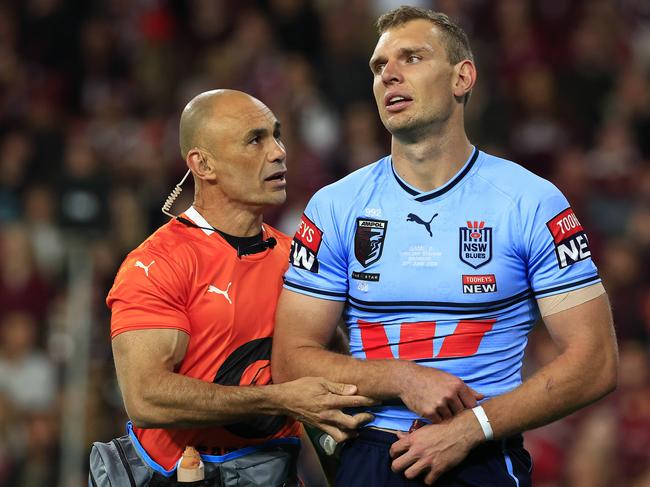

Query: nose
[268,138,286,164]
[381,59,402,85]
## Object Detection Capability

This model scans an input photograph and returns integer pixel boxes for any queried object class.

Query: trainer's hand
[389,411,483,485]
[279,377,377,442]
[398,363,483,423]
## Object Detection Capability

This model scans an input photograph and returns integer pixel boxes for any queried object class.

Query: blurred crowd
[0,0,648,486]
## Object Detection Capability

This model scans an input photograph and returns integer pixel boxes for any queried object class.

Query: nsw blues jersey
[284,148,600,431]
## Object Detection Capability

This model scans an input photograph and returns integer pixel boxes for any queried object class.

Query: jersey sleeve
[520,183,600,299]
[283,189,349,301]
[107,249,190,338]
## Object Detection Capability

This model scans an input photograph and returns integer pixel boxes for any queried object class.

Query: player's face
[369,19,457,138]
[206,98,287,208]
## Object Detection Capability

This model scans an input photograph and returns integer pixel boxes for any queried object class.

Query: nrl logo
[459,220,492,269]
[354,218,388,268]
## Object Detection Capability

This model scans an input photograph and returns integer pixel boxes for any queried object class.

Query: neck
[390,114,473,192]
[193,190,264,237]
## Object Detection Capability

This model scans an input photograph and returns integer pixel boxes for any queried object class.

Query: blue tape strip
[127,421,176,477]
[201,437,300,463]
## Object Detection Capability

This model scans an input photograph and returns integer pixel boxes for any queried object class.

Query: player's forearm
[273,344,408,400]
[127,370,287,428]
[480,343,618,440]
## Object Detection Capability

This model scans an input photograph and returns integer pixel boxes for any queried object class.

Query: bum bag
[89,422,300,487]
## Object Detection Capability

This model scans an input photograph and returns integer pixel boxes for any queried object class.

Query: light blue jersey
[284,148,600,431]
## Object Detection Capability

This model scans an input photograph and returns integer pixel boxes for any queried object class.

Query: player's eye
[249,135,261,145]
[407,55,421,64]
[374,63,385,74]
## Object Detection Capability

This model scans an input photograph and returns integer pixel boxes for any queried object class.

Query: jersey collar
[183,206,215,236]
[182,206,267,239]
[390,147,479,202]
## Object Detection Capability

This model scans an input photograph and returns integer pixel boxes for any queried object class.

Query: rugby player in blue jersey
[272,6,618,486]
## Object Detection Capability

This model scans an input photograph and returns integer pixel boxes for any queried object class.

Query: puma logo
[406,213,438,237]
[134,260,155,277]
[208,282,232,304]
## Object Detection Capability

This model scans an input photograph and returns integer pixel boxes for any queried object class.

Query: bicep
[112,328,189,397]
[273,289,345,350]
[541,292,615,355]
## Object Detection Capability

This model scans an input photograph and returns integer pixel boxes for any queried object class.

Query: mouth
[264,171,287,185]
[384,93,413,112]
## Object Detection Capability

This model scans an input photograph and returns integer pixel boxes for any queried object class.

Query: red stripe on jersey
[358,320,393,359]
[398,321,436,360]
[437,319,495,358]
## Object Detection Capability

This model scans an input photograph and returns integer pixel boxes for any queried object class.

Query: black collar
[175,216,274,257]
[391,147,479,202]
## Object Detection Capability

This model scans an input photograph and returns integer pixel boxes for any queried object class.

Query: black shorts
[335,428,532,487]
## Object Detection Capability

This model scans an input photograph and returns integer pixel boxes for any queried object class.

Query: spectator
[0,312,56,413]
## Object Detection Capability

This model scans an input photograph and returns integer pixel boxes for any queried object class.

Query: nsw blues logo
[459,220,492,269]
[354,218,388,268]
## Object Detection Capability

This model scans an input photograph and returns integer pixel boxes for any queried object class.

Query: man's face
[204,97,287,209]
[369,19,456,138]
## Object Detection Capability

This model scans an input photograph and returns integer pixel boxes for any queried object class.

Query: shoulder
[134,220,195,261]
[474,151,564,206]
[112,220,198,288]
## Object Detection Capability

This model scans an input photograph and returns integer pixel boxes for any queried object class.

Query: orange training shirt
[106,207,301,470]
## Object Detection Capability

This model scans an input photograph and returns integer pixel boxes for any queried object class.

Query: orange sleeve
[107,249,191,339]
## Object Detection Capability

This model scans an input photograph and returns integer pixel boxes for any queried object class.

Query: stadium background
[0,0,648,485]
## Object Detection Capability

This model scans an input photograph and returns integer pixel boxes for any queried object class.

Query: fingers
[319,424,354,443]
[424,469,439,485]
[470,387,485,400]
[326,410,374,430]
[324,381,358,396]
[389,436,409,459]
[448,396,464,415]
[436,405,453,421]
[390,447,417,472]
[327,394,378,408]
[459,387,480,409]
[404,459,430,480]
[350,412,375,427]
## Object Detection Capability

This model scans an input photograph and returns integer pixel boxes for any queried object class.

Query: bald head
[179,89,267,159]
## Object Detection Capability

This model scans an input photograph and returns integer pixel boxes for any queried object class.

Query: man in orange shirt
[104,89,374,486]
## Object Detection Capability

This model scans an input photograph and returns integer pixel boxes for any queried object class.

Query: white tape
[471,405,494,440]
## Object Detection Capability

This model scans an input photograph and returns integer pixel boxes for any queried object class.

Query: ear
[186,149,217,181]
[452,60,477,102]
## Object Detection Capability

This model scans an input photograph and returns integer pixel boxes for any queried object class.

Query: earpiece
[161,169,192,218]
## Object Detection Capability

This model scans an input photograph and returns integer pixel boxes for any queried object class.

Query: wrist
[263,384,288,416]
[471,405,494,441]
[454,409,487,449]
[391,361,417,398]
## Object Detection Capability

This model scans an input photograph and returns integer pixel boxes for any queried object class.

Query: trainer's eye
[249,136,260,145]
[407,55,421,64]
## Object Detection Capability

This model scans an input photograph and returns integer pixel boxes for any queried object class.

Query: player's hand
[279,377,377,442]
[398,362,483,423]
[389,411,483,485]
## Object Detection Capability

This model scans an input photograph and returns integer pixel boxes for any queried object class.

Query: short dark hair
[376,6,474,65]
